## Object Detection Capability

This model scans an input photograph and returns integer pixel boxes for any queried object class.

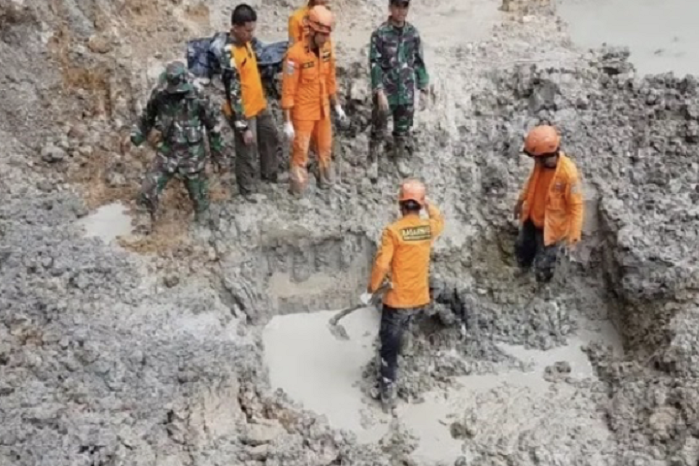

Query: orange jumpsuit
[518,152,584,245]
[288,6,310,44]
[281,40,337,190]
[369,204,445,309]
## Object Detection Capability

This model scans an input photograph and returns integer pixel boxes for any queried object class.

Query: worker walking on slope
[288,0,330,45]
[218,4,282,199]
[131,61,226,231]
[368,0,430,180]
[365,179,444,412]
[513,125,584,282]
[281,5,347,194]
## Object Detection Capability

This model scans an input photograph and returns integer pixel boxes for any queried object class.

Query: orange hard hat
[398,179,426,206]
[523,125,561,156]
[308,5,334,34]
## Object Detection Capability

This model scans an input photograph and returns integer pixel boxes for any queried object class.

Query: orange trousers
[290,118,332,190]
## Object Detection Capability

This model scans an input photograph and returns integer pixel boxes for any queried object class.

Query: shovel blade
[328,323,350,340]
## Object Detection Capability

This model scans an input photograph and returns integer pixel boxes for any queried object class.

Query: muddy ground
[1,0,699,465]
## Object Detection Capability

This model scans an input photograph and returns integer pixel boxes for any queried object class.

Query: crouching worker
[131,61,226,231]
[513,125,584,282]
[367,179,444,412]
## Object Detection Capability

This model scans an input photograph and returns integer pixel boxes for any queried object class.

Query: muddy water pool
[262,306,622,464]
[76,202,133,243]
[559,0,699,76]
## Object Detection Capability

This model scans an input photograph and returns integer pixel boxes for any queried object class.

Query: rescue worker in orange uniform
[513,125,584,283]
[219,4,282,198]
[281,5,347,194]
[288,0,330,45]
[365,179,445,412]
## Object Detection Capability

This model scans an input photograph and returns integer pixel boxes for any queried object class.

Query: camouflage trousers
[369,98,415,154]
[139,154,209,216]
[515,220,561,283]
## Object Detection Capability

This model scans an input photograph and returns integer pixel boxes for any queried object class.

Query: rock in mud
[40,144,66,163]
[243,421,286,446]
[87,34,113,54]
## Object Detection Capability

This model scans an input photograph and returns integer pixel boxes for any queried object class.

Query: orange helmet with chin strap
[398,179,427,207]
[307,5,334,34]
[524,125,561,156]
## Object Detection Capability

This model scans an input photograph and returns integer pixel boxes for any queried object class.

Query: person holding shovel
[365,179,444,412]
[368,0,430,181]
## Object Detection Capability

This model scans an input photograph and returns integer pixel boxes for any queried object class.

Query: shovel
[328,282,390,340]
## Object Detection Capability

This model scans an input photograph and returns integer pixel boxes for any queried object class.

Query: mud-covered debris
[544,360,572,382]
[41,144,66,163]
[243,421,286,446]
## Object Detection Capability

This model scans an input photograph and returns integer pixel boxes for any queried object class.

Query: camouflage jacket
[213,34,265,129]
[369,20,429,105]
[131,78,225,174]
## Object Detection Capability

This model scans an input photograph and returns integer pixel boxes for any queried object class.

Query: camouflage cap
[164,61,192,94]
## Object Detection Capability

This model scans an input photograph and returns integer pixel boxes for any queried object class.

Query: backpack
[185,32,227,78]
[185,33,289,85]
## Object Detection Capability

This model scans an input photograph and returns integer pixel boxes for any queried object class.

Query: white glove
[359,292,372,306]
[283,121,295,139]
[334,104,347,122]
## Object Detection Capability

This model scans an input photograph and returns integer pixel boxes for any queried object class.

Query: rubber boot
[380,380,397,414]
[309,159,321,187]
[318,164,334,190]
[368,139,383,183]
[134,209,155,235]
[393,136,411,178]
[289,166,308,196]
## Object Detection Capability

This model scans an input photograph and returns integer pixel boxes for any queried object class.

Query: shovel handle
[328,304,363,326]
[328,282,391,326]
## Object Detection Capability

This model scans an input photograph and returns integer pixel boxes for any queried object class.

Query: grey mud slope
[2,0,699,465]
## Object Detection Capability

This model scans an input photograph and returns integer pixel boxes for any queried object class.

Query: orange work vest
[369,204,445,309]
[519,153,584,246]
[230,42,266,118]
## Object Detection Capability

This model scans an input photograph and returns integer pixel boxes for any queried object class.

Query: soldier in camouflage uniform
[131,61,226,229]
[369,0,429,180]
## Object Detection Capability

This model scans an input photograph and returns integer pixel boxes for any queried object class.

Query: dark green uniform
[369,19,428,175]
[130,62,225,222]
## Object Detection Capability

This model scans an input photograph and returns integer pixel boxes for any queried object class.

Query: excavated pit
[262,299,624,464]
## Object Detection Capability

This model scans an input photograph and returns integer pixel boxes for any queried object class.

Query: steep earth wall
[1,0,699,465]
